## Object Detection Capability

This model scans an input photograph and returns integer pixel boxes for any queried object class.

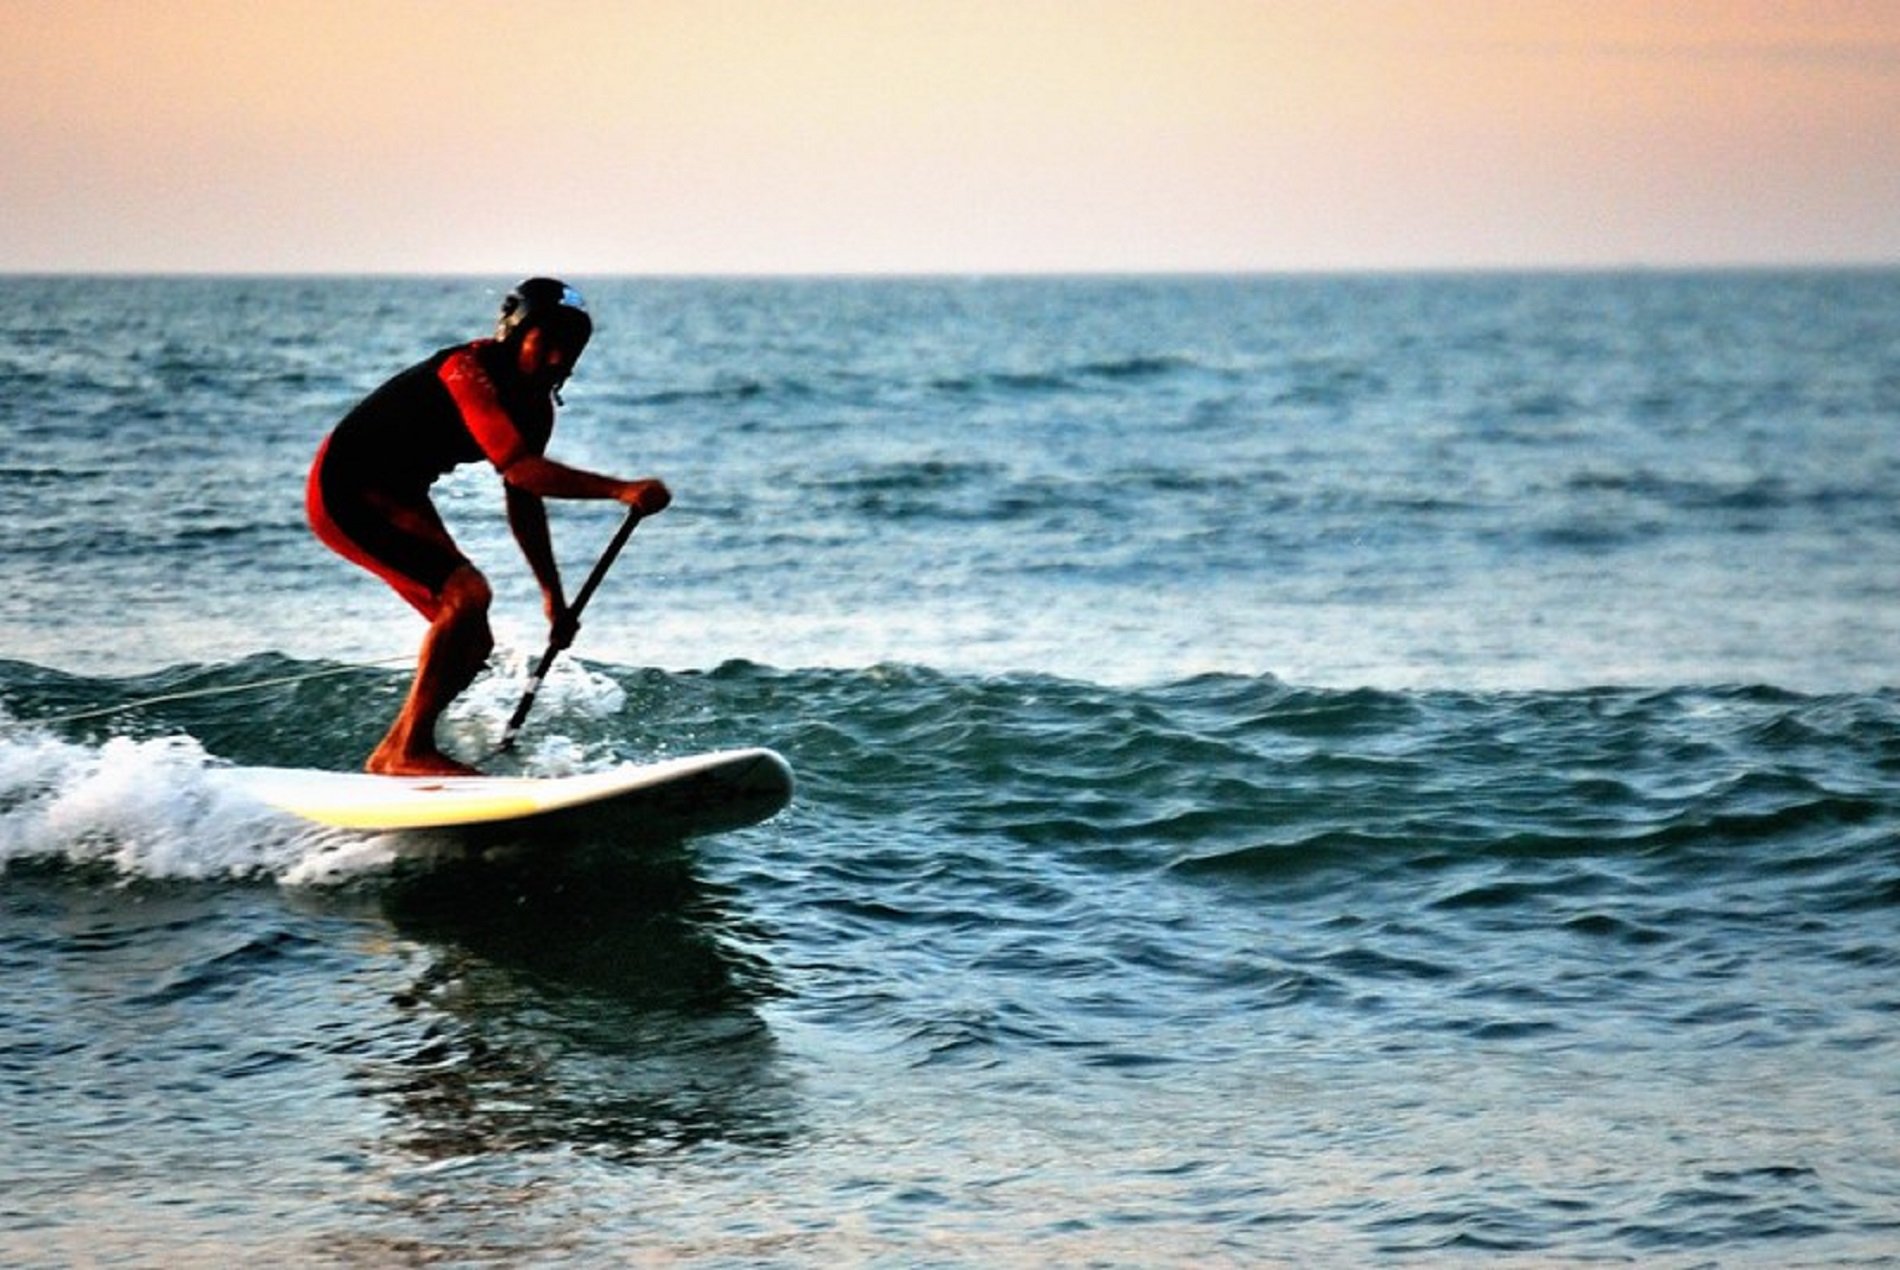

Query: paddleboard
[216,747,793,839]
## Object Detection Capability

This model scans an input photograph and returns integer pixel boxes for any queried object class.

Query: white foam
[438,638,630,774]
[0,724,385,886]
[275,827,449,888]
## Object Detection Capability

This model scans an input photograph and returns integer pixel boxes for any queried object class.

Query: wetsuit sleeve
[437,347,535,470]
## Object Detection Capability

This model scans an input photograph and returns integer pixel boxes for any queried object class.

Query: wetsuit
[307,339,555,617]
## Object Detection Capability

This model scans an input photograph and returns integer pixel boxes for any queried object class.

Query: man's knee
[440,566,492,615]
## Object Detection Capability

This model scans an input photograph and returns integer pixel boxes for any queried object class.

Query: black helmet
[496,277,592,357]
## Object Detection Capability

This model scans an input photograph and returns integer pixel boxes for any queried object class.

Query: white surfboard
[215,747,793,838]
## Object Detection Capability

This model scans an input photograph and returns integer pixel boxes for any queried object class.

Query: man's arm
[500,454,670,513]
[501,457,670,648]
[504,482,574,644]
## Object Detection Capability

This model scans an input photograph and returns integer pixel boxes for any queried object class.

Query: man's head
[496,277,593,388]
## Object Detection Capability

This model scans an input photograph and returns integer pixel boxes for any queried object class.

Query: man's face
[515,326,582,385]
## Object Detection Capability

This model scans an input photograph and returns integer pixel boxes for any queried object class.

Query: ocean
[1,272,1897,1265]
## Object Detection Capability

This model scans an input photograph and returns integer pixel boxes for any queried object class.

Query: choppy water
[2,273,1898,1265]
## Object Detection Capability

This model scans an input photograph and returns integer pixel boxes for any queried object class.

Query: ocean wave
[3,658,1895,902]
[929,353,1210,397]
[625,377,785,407]
[1557,467,1899,529]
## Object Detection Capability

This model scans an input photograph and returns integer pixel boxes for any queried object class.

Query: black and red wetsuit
[307,339,554,617]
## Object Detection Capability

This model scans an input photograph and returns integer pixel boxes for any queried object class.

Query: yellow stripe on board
[283,793,547,830]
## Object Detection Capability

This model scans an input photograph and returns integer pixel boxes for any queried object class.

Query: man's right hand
[618,479,671,515]
[547,597,580,651]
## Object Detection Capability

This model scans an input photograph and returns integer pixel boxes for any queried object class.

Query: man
[307,278,670,776]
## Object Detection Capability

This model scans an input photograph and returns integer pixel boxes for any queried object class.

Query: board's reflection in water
[340,838,797,1255]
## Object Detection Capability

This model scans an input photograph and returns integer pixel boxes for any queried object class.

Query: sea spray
[0,730,308,880]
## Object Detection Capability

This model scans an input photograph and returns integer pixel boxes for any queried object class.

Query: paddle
[496,504,643,754]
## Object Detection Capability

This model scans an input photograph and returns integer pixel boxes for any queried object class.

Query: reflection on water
[367,842,797,1163]
[298,840,801,1264]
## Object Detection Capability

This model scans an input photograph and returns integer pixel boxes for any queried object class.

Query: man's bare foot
[365,745,482,778]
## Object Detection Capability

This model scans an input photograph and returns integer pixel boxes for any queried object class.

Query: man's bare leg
[367,566,495,776]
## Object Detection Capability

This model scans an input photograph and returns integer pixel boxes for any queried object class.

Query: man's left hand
[547,600,579,651]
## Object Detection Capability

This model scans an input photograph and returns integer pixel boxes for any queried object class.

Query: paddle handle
[497,505,642,753]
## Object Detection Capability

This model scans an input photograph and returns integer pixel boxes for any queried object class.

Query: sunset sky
[4,0,1897,274]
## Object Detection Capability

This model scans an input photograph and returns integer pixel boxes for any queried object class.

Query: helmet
[495,277,592,358]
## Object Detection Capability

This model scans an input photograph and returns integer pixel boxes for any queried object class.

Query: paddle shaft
[497,505,642,753]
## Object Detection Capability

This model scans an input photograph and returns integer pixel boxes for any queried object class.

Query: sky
[3,0,1898,275]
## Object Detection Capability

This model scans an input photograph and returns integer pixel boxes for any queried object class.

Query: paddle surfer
[307,278,670,776]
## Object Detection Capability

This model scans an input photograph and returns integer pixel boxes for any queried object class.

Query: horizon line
[3,260,1898,282]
